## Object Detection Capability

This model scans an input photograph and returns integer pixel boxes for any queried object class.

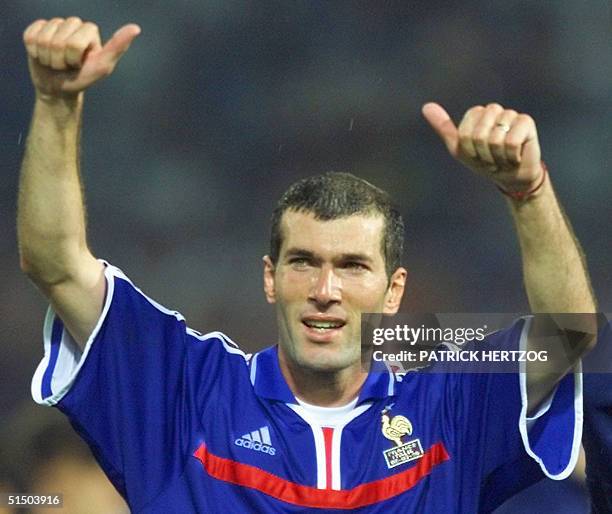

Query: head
[263,172,407,375]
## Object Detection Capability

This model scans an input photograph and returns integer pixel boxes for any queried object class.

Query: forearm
[508,176,596,314]
[509,176,597,412]
[18,93,92,285]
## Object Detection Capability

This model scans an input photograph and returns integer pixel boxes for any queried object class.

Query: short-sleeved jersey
[32,263,582,513]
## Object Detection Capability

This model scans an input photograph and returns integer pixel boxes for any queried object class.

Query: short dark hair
[270,172,404,277]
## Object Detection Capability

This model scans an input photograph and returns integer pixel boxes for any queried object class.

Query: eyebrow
[284,247,374,263]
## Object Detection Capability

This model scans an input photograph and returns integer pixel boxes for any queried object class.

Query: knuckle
[489,138,504,149]
[504,109,518,118]
[486,102,503,111]
[65,39,86,54]
[49,40,64,51]
[23,19,44,39]
[37,33,52,46]
[82,21,99,32]
[472,132,487,145]
[505,139,520,150]
[28,18,47,27]
[517,113,534,124]
[467,105,484,116]
[66,16,82,24]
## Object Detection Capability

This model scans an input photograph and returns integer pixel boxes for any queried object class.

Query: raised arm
[422,102,597,411]
[18,18,140,346]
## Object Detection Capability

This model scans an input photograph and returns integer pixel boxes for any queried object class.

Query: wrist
[34,92,83,122]
[497,162,548,201]
[35,90,83,108]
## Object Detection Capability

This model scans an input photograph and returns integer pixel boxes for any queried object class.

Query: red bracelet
[497,161,548,201]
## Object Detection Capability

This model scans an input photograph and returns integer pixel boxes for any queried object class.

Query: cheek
[275,271,311,302]
[343,277,389,310]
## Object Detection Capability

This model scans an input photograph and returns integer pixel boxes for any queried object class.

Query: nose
[309,265,342,306]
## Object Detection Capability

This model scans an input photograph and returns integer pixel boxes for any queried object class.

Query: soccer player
[18,18,597,513]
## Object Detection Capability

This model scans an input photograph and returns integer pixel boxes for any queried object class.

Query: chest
[192,392,460,511]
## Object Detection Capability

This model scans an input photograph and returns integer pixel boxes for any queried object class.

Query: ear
[262,255,277,304]
[383,267,407,314]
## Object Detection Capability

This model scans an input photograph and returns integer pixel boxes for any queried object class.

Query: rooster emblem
[381,413,413,447]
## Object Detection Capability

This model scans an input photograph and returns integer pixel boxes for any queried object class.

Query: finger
[422,102,459,157]
[64,22,102,68]
[49,17,83,70]
[505,114,537,165]
[471,103,504,165]
[457,105,484,160]
[489,110,518,166]
[98,24,141,70]
[36,18,64,66]
[23,19,47,59]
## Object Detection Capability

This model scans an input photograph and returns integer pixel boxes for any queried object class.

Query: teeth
[304,321,343,329]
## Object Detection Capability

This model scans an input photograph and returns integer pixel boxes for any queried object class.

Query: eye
[343,261,368,272]
[289,257,311,269]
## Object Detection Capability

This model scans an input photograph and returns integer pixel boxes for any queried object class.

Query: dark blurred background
[2,1,610,512]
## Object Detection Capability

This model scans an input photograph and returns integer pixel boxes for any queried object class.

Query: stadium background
[1,1,610,512]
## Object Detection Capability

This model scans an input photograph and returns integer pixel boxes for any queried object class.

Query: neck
[278,350,368,407]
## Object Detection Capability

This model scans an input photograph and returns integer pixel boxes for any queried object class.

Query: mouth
[301,317,346,342]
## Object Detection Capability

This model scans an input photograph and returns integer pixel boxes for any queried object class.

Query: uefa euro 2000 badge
[381,406,424,469]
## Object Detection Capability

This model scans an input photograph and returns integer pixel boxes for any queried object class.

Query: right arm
[18,18,140,346]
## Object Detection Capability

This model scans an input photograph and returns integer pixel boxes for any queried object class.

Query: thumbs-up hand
[23,17,141,98]
[422,102,544,194]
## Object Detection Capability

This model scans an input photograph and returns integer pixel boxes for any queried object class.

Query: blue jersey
[32,263,582,513]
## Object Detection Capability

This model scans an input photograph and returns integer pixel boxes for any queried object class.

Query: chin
[296,345,360,373]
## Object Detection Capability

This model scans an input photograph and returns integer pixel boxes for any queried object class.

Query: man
[19,18,596,513]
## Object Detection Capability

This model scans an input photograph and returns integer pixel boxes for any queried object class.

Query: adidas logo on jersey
[234,426,276,456]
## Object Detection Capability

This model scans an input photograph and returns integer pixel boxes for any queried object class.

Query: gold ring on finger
[495,122,511,133]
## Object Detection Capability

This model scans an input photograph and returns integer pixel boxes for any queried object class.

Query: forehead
[279,210,385,260]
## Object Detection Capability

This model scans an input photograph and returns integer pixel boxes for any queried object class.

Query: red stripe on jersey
[193,441,450,509]
[322,427,334,489]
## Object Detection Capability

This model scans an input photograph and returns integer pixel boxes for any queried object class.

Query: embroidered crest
[381,406,424,469]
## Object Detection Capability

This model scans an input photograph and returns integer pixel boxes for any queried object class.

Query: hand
[23,17,141,98]
[422,102,544,192]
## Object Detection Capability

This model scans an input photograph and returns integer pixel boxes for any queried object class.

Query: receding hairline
[275,207,388,259]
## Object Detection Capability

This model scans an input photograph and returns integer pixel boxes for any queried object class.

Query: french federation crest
[381,407,424,469]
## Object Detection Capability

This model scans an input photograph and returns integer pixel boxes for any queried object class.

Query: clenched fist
[423,102,545,195]
[23,17,141,97]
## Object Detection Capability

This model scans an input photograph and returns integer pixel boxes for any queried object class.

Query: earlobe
[262,255,276,304]
[384,267,407,314]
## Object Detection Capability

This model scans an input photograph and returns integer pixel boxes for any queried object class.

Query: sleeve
[448,318,583,513]
[30,262,243,511]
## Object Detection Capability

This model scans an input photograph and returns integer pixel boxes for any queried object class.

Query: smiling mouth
[302,320,346,332]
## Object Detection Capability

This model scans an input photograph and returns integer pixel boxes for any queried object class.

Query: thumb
[99,23,141,67]
[422,102,459,157]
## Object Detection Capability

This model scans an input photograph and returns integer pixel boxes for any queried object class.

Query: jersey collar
[250,346,397,404]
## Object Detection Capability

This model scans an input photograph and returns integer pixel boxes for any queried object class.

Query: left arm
[422,102,597,412]
[506,165,596,412]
